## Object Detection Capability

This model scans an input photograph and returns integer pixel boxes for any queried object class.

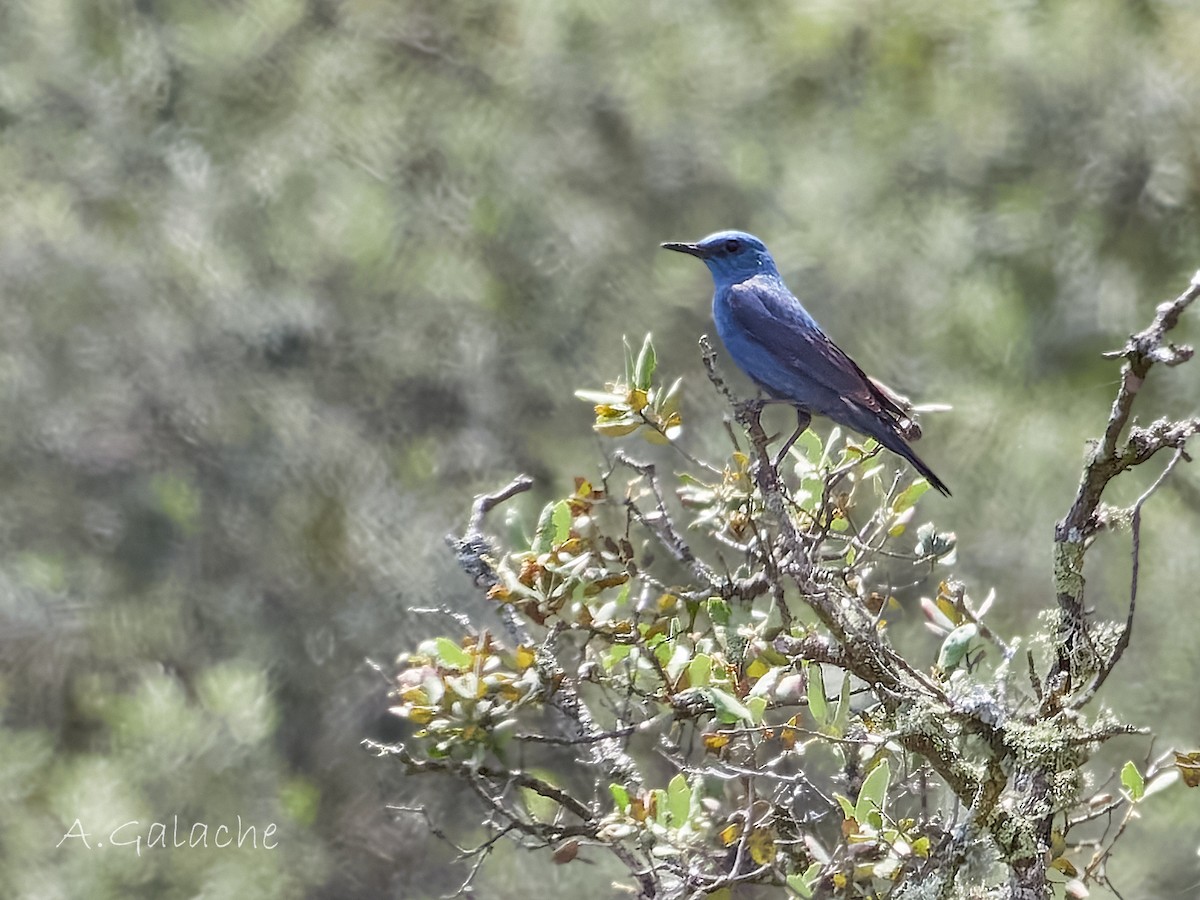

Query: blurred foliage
[1,0,1199,897]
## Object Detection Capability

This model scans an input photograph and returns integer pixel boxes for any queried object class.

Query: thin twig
[614,450,721,589]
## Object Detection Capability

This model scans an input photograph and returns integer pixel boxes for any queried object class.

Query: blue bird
[662,230,950,496]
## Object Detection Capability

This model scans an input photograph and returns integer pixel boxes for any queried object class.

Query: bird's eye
[724,238,741,253]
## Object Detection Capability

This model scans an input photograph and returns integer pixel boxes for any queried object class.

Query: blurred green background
[2,0,1199,897]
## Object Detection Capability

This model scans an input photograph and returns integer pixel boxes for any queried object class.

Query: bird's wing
[726,279,906,420]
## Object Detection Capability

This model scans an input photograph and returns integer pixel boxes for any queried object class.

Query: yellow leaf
[746,657,770,679]
[406,706,435,725]
[1050,829,1067,858]
[747,827,775,865]
[832,872,848,889]
[719,823,741,847]
[935,583,962,625]
[398,686,429,705]
[1050,857,1079,877]
[497,683,521,702]
[912,835,931,857]
[1175,751,1200,787]
[594,419,641,437]
[703,732,731,752]
[515,645,536,671]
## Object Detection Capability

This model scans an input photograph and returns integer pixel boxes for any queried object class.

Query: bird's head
[661,230,778,283]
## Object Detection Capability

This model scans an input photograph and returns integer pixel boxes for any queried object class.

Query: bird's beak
[661,241,706,259]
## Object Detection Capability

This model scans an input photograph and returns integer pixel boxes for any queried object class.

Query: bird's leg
[773,409,812,468]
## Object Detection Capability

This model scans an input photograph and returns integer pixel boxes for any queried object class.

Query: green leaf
[707,597,731,626]
[806,663,828,725]
[634,333,656,391]
[855,759,890,828]
[609,783,630,811]
[658,377,683,419]
[1121,761,1145,801]
[708,687,754,724]
[551,500,572,544]
[687,653,713,688]
[892,479,931,514]
[435,637,472,670]
[651,788,669,825]
[937,623,979,672]
[746,695,768,724]
[532,502,557,554]
[654,638,674,666]
[786,863,823,899]
[833,793,856,819]
[666,773,691,826]
[829,670,851,737]
[603,644,632,670]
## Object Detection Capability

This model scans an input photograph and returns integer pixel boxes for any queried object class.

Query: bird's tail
[852,412,951,496]
[892,438,951,497]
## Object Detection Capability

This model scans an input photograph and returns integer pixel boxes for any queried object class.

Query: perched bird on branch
[662,230,950,496]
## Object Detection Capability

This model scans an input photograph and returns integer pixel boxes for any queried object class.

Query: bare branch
[613,450,720,589]
[1054,273,1200,620]
[1073,447,1189,706]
